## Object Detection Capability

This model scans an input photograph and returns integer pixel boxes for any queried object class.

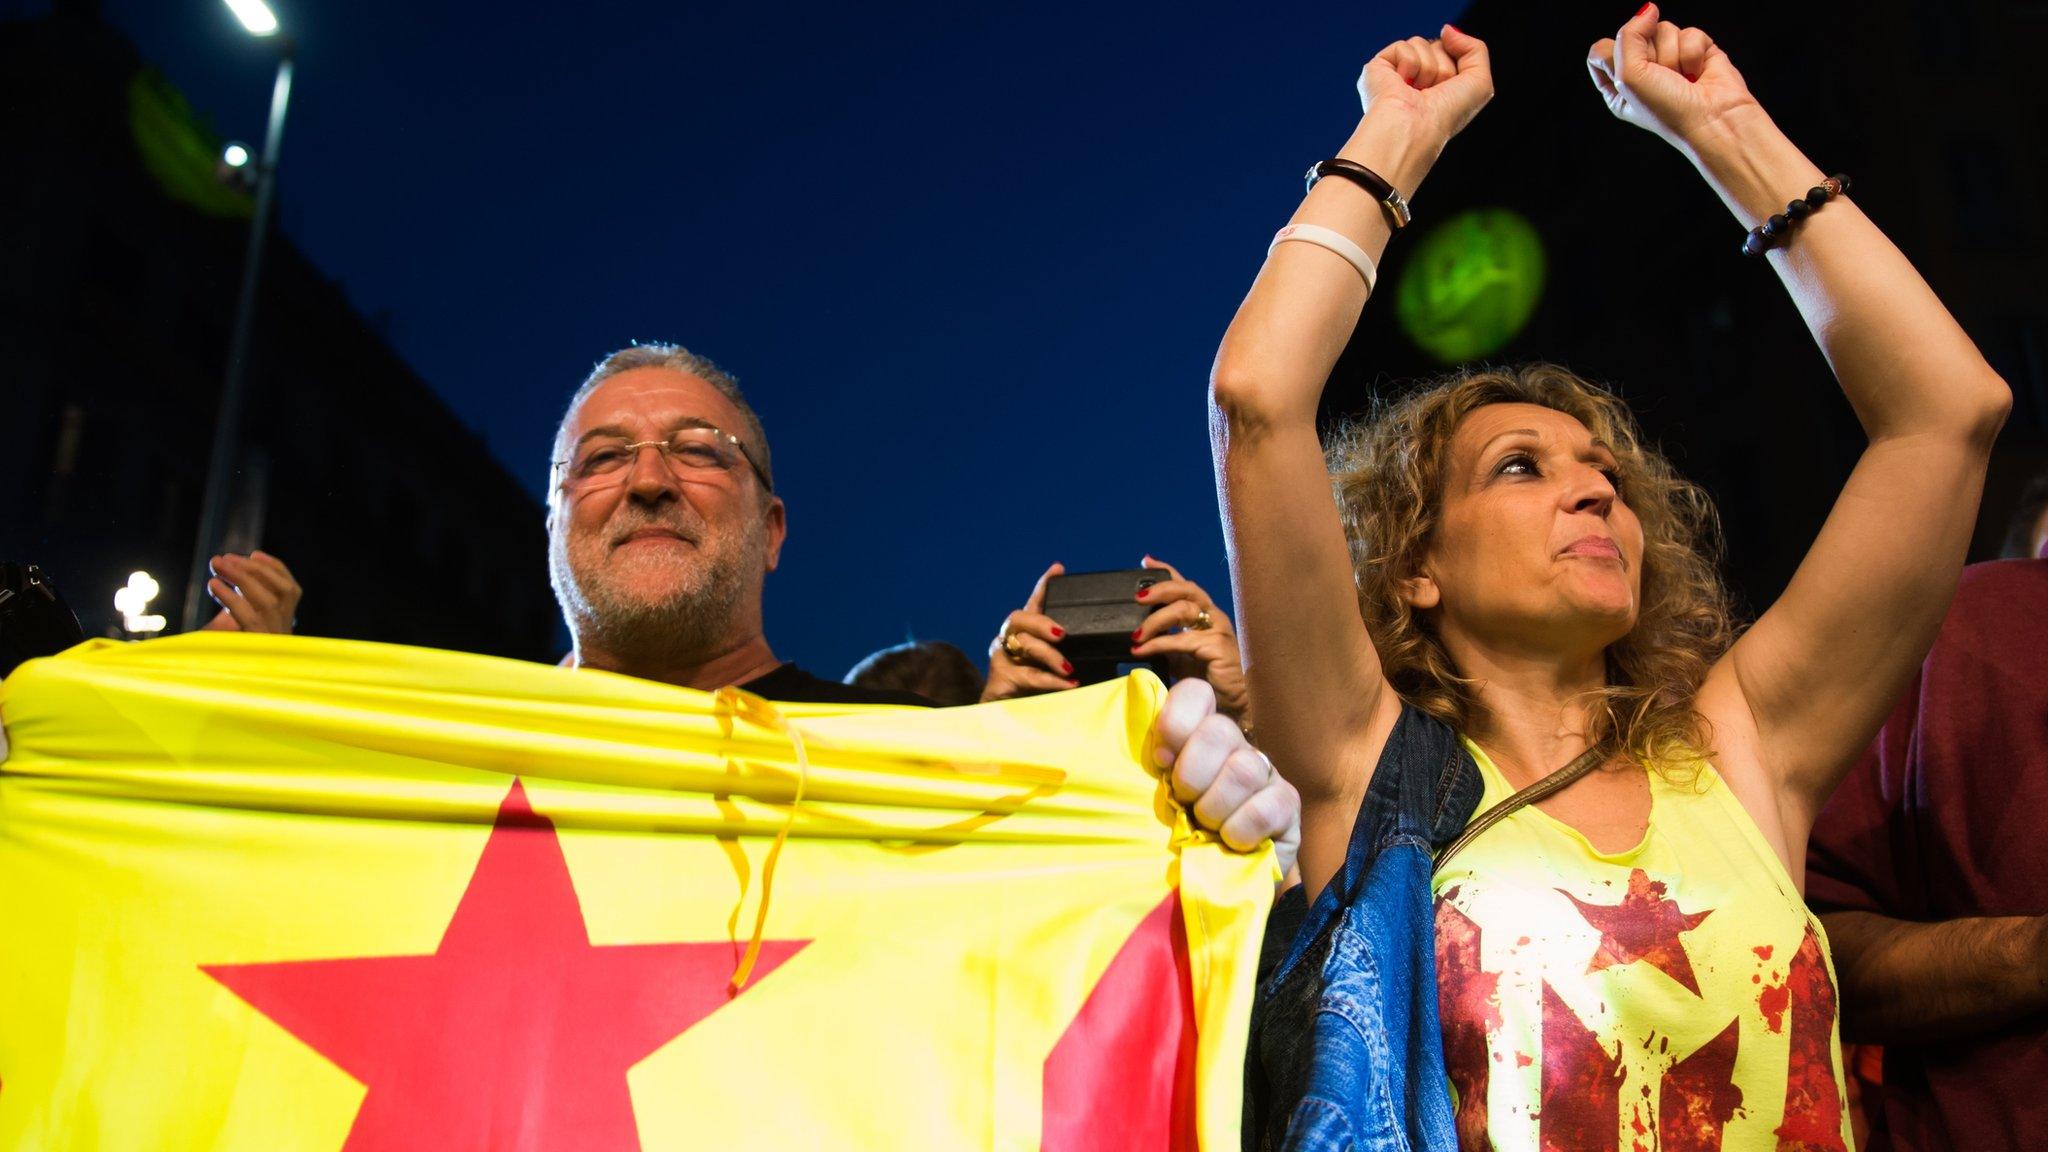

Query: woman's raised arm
[1589,5,2010,855]
[1211,27,1491,897]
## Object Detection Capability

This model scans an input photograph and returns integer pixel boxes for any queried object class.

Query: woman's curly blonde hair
[1326,363,1738,771]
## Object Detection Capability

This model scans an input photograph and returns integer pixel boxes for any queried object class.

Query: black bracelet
[1305,158,1412,230]
[1741,173,1851,257]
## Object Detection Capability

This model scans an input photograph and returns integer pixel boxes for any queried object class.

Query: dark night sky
[88,0,1467,675]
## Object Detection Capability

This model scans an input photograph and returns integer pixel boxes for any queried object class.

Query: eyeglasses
[552,423,772,493]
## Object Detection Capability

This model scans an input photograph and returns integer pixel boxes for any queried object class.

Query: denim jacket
[1244,702,1484,1152]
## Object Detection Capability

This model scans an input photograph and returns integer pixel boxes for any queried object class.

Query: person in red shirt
[1997,471,2048,562]
[1805,492,2048,1151]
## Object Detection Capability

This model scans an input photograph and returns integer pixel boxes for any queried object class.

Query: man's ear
[763,497,787,572]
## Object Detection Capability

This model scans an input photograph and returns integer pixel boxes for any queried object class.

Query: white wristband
[1269,223,1377,293]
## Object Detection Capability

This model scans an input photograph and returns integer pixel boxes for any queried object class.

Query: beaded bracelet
[1741,173,1852,257]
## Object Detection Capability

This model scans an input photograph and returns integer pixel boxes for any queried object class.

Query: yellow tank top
[1431,740,1854,1152]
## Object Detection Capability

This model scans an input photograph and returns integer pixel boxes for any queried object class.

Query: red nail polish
[1061,661,1074,675]
[1445,22,1462,34]
[1634,2,1651,16]
[1135,588,1150,599]
[1050,625,1065,638]
[1131,629,1143,642]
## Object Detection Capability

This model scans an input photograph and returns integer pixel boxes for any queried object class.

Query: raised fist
[1358,24,1494,146]
[1587,5,1762,147]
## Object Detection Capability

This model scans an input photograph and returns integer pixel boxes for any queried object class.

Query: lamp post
[180,0,295,631]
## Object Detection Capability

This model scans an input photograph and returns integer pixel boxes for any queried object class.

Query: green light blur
[127,69,255,220]
[1395,207,1545,364]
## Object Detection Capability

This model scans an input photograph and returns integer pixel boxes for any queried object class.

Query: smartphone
[1041,568,1168,683]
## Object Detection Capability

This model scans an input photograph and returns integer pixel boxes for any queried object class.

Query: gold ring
[1191,608,1213,631]
[1001,631,1027,659]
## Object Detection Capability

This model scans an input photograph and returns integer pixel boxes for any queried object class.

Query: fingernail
[1634,2,1651,15]
[1131,628,1143,642]
[1061,661,1074,675]
[1405,77,1417,88]
[1050,625,1065,638]
[1068,678,1080,687]
[1135,588,1150,600]
[1445,22,1462,33]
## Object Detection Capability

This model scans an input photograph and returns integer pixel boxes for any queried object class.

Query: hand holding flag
[1154,676,1300,878]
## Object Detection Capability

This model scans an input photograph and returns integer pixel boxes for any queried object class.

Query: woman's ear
[1398,572,1440,611]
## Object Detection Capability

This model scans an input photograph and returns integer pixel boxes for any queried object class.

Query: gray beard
[549,533,755,670]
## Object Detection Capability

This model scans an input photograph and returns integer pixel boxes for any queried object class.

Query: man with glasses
[545,342,1303,893]
[547,343,927,705]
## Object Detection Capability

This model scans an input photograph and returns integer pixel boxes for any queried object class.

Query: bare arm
[1211,29,1493,899]
[1589,7,2011,847]
[1823,910,2048,1044]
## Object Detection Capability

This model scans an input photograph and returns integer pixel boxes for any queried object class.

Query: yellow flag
[0,634,1271,1150]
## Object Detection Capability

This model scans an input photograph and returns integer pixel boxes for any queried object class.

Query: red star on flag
[205,780,808,1151]
[1559,868,1713,994]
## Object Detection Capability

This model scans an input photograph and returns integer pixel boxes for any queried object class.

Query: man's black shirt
[739,663,934,708]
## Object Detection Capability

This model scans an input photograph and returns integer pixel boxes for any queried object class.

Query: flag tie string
[713,687,810,992]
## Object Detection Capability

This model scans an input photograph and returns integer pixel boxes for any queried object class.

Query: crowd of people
[10,8,2045,1151]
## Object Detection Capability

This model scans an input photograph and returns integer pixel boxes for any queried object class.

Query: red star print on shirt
[1559,868,1714,994]
[205,779,809,1151]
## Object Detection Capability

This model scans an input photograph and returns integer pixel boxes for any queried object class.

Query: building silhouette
[1,4,560,659]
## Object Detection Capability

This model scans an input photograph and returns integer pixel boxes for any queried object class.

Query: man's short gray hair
[552,343,773,492]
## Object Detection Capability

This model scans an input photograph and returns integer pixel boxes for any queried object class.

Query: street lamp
[181,0,295,631]
[222,0,279,37]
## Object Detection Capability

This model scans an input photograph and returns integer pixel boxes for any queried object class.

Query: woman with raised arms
[1214,8,2008,1150]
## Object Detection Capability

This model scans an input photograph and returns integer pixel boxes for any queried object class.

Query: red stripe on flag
[1040,890,1198,1151]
